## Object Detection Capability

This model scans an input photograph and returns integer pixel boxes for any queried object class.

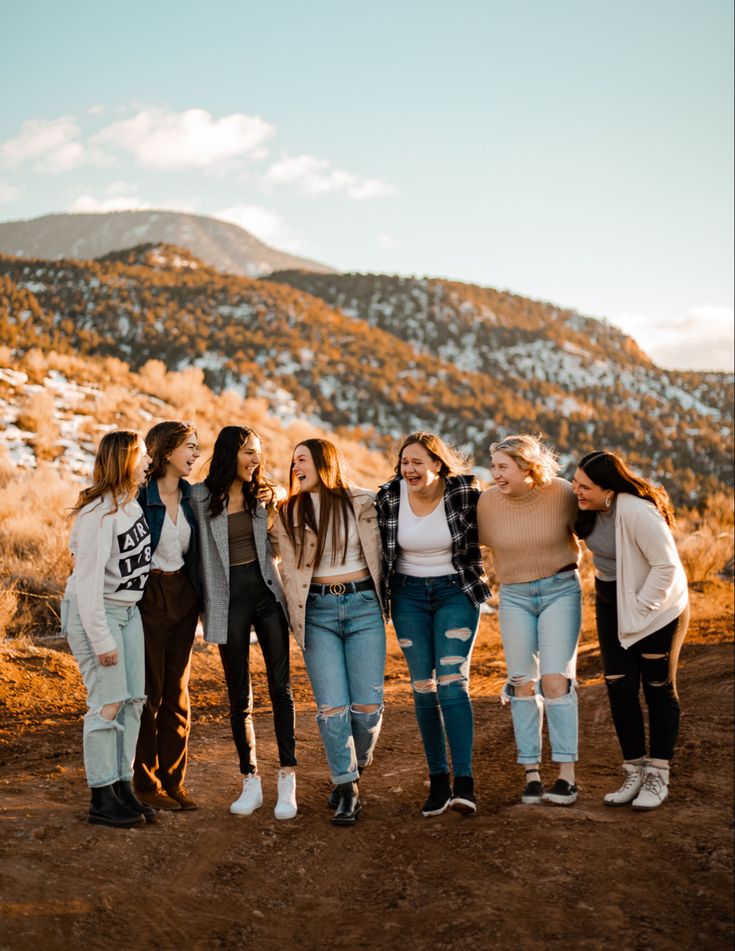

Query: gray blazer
[190,483,290,644]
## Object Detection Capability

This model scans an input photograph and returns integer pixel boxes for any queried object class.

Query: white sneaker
[632,765,669,811]
[274,769,298,821]
[230,774,263,816]
[604,762,645,806]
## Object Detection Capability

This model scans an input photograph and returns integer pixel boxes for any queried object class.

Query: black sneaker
[450,775,476,815]
[521,779,545,805]
[422,772,452,817]
[544,778,578,806]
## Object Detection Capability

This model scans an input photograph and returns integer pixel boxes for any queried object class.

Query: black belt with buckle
[309,578,375,596]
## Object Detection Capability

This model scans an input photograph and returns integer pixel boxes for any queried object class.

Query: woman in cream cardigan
[573,450,689,811]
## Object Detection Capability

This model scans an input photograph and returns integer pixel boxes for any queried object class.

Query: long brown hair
[394,431,471,477]
[280,439,353,569]
[145,420,197,482]
[574,450,676,539]
[70,430,143,517]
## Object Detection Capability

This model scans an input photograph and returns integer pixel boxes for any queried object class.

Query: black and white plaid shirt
[375,475,492,616]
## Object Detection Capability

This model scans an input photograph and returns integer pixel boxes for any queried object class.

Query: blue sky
[1,0,732,370]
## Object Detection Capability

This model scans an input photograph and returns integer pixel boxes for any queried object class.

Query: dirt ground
[0,580,732,951]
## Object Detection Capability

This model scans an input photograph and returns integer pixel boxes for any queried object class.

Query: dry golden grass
[1,347,732,638]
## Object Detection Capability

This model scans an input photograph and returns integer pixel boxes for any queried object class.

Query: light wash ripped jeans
[63,594,146,787]
[499,570,582,764]
[302,586,386,785]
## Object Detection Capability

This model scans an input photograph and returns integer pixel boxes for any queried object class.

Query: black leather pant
[595,578,689,761]
[219,561,296,773]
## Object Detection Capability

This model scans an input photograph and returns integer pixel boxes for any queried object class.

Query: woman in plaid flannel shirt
[376,432,491,817]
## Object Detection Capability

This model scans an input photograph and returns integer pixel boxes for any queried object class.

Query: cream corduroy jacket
[270,487,384,648]
[613,493,688,648]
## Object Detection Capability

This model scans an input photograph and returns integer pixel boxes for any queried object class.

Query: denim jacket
[137,479,202,601]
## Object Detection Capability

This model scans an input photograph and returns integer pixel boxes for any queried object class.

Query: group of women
[61,423,689,829]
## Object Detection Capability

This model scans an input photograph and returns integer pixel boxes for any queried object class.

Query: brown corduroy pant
[133,570,200,794]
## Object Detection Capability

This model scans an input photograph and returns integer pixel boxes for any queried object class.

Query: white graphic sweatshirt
[65,494,151,655]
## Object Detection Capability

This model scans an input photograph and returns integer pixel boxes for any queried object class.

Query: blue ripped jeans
[302,587,386,784]
[63,594,146,787]
[391,573,480,777]
[499,570,582,764]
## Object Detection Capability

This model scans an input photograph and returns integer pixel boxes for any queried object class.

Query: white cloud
[69,194,153,213]
[264,153,397,200]
[0,116,86,173]
[0,180,22,204]
[90,107,275,169]
[88,105,105,116]
[377,232,398,249]
[214,204,301,252]
[615,306,734,372]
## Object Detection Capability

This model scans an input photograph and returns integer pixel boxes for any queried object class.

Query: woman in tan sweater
[478,435,581,806]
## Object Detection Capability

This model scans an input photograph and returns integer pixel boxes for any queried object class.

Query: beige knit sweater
[477,478,579,584]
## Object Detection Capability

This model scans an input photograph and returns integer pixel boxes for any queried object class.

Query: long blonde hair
[69,430,143,517]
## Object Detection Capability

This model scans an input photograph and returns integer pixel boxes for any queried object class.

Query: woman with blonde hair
[62,430,153,828]
[376,432,490,817]
[478,434,581,806]
[573,450,688,810]
[134,421,202,812]
[273,438,385,826]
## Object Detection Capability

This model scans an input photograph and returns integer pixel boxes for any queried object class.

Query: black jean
[219,561,297,773]
[595,578,689,761]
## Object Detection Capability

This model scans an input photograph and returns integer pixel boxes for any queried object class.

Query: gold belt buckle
[328,582,347,596]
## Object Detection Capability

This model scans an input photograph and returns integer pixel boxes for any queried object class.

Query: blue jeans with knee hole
[391,573,480,777]
[302,588,386,784]
[499,570,582,764]
[63,594,146,787]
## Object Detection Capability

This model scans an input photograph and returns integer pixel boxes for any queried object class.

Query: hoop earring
[605,495,612,509]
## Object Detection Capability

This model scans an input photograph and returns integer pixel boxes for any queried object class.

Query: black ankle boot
[88,784,145,828]
[422,772,452,817]
[332,781,361,826]
[113,780,156,823]
[328,766,363,809]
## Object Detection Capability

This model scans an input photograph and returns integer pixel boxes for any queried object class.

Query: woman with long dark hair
[376,432,491,817]
[573,450,689,810]
[191,426,297,820]
[134,421,202,812]
[62,430,153,828]
[272,439,386,826]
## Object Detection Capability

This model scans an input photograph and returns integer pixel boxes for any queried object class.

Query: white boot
[274,769,298,820]
[632,765,669,810]
[604,762,645,806]
[230,774,263,816]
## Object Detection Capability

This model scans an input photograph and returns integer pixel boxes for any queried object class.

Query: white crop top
[311,495,368,578]
[396,479,456,577]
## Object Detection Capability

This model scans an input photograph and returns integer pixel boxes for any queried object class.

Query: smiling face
[490,450,534,498]
[400,442,442,494]
[236,434,262,483]
[291,444,319,492]
[572,468,612,511]
[131,439,152,486]
[166,432,200,479]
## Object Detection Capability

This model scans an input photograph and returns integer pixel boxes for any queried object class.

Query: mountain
[0,245,731,505]
[0,210,334,277]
